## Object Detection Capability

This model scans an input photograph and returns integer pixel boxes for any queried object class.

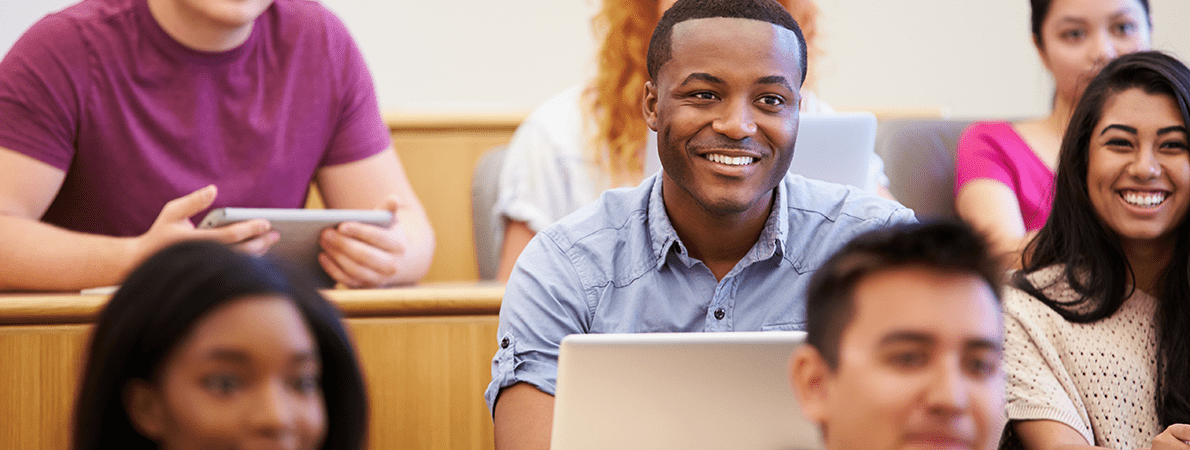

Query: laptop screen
[551,331,823,450]
[789,111,878,191]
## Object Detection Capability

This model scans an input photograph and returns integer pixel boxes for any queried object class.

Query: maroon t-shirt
[0,0,390,236]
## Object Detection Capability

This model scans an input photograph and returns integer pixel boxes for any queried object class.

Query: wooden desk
[0,284,503,450]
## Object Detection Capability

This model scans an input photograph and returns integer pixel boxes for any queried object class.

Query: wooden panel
[305,183,326,209]
[350,315,498,450]
[388,114,522,283]
[0,324,90,450]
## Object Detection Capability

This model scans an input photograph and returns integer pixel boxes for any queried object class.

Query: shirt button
[714,308,725,320]
[501,337,510,348]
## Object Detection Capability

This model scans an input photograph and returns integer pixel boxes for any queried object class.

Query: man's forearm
[392,207,434,285]
[493,383,555,450]
[0,215,138,291]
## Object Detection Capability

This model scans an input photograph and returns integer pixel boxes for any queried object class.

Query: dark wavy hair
[1030,0,1151,49]
[804,220,1001,369]
[1016,51,1190,427]
[646,0,807,85]
[72,240,368,450]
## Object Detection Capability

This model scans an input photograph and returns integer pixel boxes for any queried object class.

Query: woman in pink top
[954,0,1151,268]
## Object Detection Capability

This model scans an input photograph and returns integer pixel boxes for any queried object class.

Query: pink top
[954,121,1055,231]
[0,0,389,237]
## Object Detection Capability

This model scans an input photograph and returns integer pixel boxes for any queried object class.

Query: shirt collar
[646,174,789,269]
[755,178,789,260]
[647,174,681,264]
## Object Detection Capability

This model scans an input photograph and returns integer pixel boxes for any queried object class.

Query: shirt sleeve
[1002,288,1095,445]
[0,14,88,170]
[953,122,1016,197]
[484,231,591,413]
[319,7,390,167]
[886,203,917,226]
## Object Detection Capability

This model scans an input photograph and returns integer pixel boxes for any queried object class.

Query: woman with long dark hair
[1005,51,1190,450]
[72,240,369,450]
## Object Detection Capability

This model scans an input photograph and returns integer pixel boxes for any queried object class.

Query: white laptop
[550,331,824,450]
[789,111,878,190]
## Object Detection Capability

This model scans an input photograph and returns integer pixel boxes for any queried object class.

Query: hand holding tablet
[199,207,394,287]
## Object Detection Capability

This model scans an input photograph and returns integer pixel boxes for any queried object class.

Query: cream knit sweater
[1003,266,1161,449]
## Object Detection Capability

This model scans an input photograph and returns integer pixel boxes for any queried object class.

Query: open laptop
[551,331,824,450]
[789,111,878,190]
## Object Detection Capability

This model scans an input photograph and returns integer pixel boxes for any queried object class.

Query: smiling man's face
[644,16,802,220]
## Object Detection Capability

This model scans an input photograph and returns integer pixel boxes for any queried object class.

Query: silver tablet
[199,207,393,287]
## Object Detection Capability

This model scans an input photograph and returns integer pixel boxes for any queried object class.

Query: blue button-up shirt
[485,173,915,411]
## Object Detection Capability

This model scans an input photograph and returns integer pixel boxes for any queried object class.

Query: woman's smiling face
[1086,87,1190,251]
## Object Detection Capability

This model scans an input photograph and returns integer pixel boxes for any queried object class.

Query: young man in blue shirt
[487,1,914,448]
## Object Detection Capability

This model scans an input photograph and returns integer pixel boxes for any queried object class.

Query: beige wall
[330,0,1190,118]
[5,0,1188,118]
[815,0,1190,118]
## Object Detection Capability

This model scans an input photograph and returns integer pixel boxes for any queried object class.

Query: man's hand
[133,185,278,262]
[318,195,407,288]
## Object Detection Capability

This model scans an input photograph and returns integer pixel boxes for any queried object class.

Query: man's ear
[124,379,166,440]
[643,80,659,131]
[789,345,832,426]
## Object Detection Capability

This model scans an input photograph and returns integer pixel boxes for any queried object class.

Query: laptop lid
[550,331,823,450]
[789,111,878,190]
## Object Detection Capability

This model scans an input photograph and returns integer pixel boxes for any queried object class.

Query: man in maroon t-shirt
[0,0,434,290]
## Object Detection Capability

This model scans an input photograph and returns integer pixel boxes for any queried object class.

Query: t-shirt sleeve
[1002,288,1095,445]
[0,15,88,170]
[484,231,591,413]
[953,122,1015,197]
[318,7,390,167]
[868,151,890,191]
[495,114,568,233]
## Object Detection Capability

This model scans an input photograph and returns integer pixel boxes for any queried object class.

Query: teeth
[1122,191,1166,207]
[706,154,754,166]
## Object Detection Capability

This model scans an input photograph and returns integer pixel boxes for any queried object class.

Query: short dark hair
[1018,50,1190,428]
[804,221,1001,369]
[1030,0,1151,49]
[72,241,368,450]
[646,0,807,85]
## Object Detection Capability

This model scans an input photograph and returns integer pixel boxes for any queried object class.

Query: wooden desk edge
[331,284,504,317]
[0,284,505,325]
